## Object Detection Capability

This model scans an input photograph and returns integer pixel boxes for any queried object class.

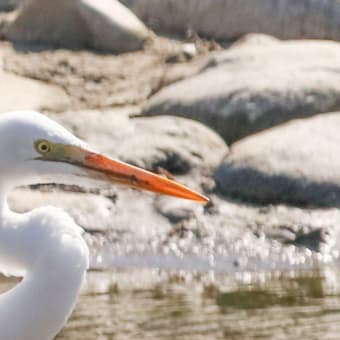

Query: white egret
[0,111,208,340]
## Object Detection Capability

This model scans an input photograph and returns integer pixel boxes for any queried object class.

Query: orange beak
[82,150,209,204]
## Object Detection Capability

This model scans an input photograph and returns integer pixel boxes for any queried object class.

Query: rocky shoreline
[1,0,340,274]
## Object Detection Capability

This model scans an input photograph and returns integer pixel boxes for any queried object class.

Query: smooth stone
[50,109,228,174]
[0,70,70,112]
[0,0,20,11]
[199,195,339,257]
[8,189,115,232]
[8,188,172,236]
[5,0,149,52]
[0,42,69,112]
[123,0,340,41]
[215,112,340,207]
[154,195,204,224]
[143,36,340,143]
[8,189,340,267]
[77,0,149,52]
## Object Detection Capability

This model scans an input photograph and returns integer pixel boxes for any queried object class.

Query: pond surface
[55,267,340,339]
[2,266,340,339]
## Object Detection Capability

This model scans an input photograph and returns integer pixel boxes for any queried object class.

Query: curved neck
[0,260,87,340]
[0,190,89,340]
[0,186,10,218]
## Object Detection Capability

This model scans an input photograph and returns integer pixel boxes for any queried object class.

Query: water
[59,267,340,339]
[2,267,340,339]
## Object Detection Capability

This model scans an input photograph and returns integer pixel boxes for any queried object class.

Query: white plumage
[0,111,207,339]
[0,111,89,339]
[0,207,88,340]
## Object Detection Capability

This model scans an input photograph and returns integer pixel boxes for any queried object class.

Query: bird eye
[35,140,51,154]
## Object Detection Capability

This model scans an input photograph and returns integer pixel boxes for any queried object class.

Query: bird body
[0,207,88,340]
[0,110,208,339]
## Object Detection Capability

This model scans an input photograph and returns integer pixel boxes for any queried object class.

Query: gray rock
[122,0,340,41]
[154,195,204,224]
[101,192,340,272]
[8,188,171,237]
[1,38,209,111]
[6,109,340,270]
[0,0,21,11]
[0,70,70,113]
[143,36,340,143]
[4,0,149,52]
[8,189,340,271]
[199,195,339,259]
[8,189,115,232]
[51,109,228,175]
[215,112,340,207]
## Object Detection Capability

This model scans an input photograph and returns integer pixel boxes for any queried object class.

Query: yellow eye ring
[35,140,51,154]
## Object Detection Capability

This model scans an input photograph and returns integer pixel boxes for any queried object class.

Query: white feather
[0,111,90,339]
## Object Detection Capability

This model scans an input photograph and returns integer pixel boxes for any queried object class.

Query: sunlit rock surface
[215,112,340,207]
[8,188,172,236]
[4,0,149,52]
[0,19,337,276]
[8,188,340,273]
[0,71,70,112]
[123,0,340,41]
[0,4,340,338]
[3,107,338,272]
[50,109,228,174]
[0,0,20,11]
[143,35,340,143]
[0,47,70,112]
[2,38,208,110]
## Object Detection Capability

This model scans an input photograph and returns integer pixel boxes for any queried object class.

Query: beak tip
[199,195,210,204]
[188,192,209,204]
[84,149,210,205]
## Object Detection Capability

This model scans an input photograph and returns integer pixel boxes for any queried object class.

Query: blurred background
[1,0,340,338]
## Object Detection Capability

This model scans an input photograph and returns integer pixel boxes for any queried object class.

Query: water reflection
[61,268,340,339]
[2,269,340,339]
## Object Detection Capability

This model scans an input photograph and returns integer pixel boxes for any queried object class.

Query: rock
[78,0,149,52]
[5,108,340,270]
[201,195,339,260]
[284,227,331,252]
[9,189,340,271]
[0,0,21,11]
[122,0,340,41]
[0,69,70,112]
[215,112,340,207]
[8,189,115,232]
[4,0,149,53]
[143,37,340,143]
[50,109,228,175]
[154,195,204,224]
[0,39,70,113]
[8,188,172,237]
[2,38,209,111]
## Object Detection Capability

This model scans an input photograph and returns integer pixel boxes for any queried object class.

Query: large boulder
[8,109,227,239]
[51,109,228,175]
[9,188,340,268]
[143,36,340,143]
[122,0,340,41]
[6,110,340,270]
[215,112,340,207]
[2,36,208,110]
[8,188,172,236]
[4,0,149,52]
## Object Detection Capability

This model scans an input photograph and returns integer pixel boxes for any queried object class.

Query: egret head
[0,111,208,203]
